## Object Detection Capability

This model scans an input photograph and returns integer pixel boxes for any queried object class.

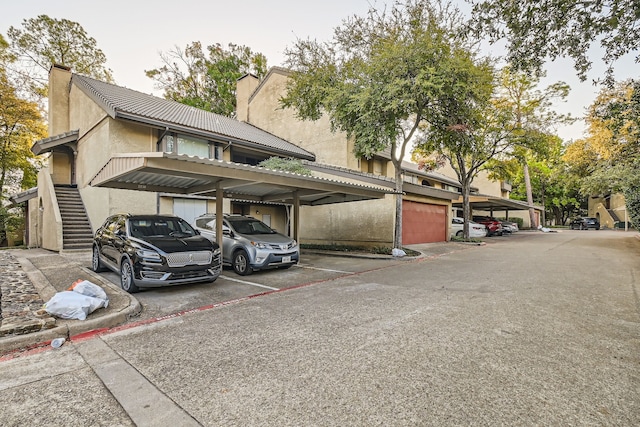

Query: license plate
[282,256,291,263]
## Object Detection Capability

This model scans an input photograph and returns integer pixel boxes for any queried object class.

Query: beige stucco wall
[36,168,63,251]
[300,195,395,247]
[49,65,71,137]
[240,69,358,170]
[589,193,628,229]
[27,197,39,247]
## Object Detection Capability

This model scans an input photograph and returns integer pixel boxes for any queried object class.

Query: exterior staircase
[54,185,93,251]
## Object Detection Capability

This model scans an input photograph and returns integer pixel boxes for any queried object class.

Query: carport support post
[216,183,224,259]
[293,191,300,243]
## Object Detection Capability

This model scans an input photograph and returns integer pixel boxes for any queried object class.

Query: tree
[502,138,582,225]
[146,42,267,117]
[413,80,515,238]
[564,80,640,227]
[467,0,640,83]
[0,70,46,194]
[492,67,572,227]
[0,68,46,244]
[281,0,491,248]
[5,15,113,100]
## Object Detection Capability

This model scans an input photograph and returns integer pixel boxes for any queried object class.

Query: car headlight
[136,249,161,261]
[251,241,269,249]
[291,240,297,247]
[213,247,221,256]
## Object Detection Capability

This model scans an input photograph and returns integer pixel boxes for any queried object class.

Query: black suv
[92,214,221,293]
[570,217,600,230]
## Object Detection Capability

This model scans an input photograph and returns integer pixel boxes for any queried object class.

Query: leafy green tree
[565,80,640,227]
[492,67,572,227]
[0,68,46,244]
[467,0,640,83]
[6,15,113,99]
[281,0,492,247]
[258,157,312,175]
[0,69,46,194]
[413,82,518,237]
[146,42,267,117]
[504,138,582,225]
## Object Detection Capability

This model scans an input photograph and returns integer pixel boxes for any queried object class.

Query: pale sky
[2,0,638,143]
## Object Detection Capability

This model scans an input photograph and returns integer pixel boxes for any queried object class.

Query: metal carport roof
[452,194,538,211]
[89,152,395,250]
[89,152,393,205]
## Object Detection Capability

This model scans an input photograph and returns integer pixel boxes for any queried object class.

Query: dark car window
[129,217,196,237]
[228,218,275,235]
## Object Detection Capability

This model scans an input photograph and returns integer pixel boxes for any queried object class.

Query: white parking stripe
[220,275,280,291]
[295,264,352,274]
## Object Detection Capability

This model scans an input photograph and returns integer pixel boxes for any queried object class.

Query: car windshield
[129,217,197,238]
[228,218,275,235]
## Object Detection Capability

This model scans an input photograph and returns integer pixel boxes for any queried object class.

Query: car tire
[456,230,463,237]
[120,258,140,293]
[232,250,252,276]
[91,245,105,272]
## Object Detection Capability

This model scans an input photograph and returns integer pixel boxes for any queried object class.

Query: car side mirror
[223,229,232,237]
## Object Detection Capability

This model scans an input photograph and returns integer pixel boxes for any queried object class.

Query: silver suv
[193,214,299,275]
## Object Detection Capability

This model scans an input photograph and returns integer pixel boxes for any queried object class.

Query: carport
[452,194,540,225]
[90,152,394,255]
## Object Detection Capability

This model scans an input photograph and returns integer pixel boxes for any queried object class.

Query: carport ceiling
[90,152,393,205]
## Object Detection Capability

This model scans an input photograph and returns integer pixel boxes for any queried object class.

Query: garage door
[173,198,207,226]
[402,201,446,244]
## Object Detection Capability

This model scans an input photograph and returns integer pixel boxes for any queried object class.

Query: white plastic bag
[392,248,407,257]
[68,279,109,306]
[44,291,108,320]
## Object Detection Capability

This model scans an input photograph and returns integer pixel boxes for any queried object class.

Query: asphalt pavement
[1,230,639,426]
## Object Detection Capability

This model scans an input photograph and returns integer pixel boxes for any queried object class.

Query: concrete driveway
[1,230,639,426]
[96,249,415,320]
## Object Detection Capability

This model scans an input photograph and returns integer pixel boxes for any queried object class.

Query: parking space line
[295,264,352,274]
[220,275,280,290]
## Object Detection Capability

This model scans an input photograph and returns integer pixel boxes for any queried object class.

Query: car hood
[236,232,294,245]
[134,236,216,253]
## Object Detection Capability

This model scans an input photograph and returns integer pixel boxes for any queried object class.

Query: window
[159,132,212,159]
[178,136,209,158]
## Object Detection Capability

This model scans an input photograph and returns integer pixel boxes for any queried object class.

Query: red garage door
[402,201,447,244]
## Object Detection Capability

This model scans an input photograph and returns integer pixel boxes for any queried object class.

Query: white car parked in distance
[450,217,487,239]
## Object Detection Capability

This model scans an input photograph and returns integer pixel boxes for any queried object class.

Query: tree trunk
[462,179,471,239]
[393,163,403,249]
[523,161,537,228]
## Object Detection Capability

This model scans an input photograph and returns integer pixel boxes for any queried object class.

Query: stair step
[55,186,94,252]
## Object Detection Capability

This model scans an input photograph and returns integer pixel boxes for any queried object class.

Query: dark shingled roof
[71,74,316,161]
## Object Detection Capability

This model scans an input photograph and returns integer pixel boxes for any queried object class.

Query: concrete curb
[0,256,141,355]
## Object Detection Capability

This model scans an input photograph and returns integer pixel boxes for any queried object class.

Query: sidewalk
[0,248,141,355]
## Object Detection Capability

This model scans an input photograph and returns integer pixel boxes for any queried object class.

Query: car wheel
[91,245,105,272]
[232,250,252,276]
[120,258,140,293]
[456,230,463,237]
